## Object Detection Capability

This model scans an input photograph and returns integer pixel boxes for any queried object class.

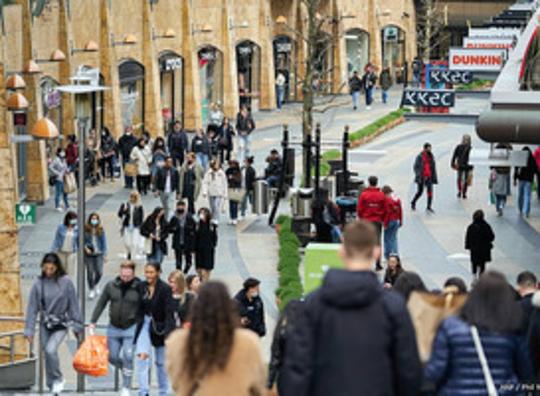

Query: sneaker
[55,207,63,212]
[120,387,131,396]
[95,286,101,296]
[88,289,96,300]
[426,207,435,214]
[232,219,238,225]
[52,379,65,394]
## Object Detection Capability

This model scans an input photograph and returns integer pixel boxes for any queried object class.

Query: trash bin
[336,196,358,225]
[253,180,269,215]
[290,187,314,218]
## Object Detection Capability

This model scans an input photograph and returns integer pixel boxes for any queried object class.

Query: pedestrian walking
[490,166,511,216]
[140,207,169,265]
[191,128,211,171]
[151,137,168,183]
[265,149,283,188]
[514,146,536,217]
[465,209,495,279]
[348,71,363,110]
[130,138,152,196]
[356,176,388,270]
[411,142,438,213]
[118,191,145,260]
[89,261,142,396]
[166,281,266,396]
[412,57,423,87]
[383,254,404,287]
[201,160,228,224]
[99,127,117,182]
[451,134,473,199]
[217,117,235,164]
[534,146,540,201]
[51,211,78,276]
[276,72,287,110]
[168,200,196,273]
[382,185,402,260]
[424,271,533,395]
[24,253,83,395]
[65,134,78,172]
[235,277,266,337]
[167,120,188,167]
[226,160,243,225]
[516,271,537,332]
[135,262,176,396]
[117,127,137,188]
[379,66,393,104]
[194,207,218,282]
[208,102,224,135]
[84,212,108,300]
[186,274,201,295]
[178,152,203,215]
[87,129,101,183]
[278,221,422,396]
[167,270,195,328]
[362,63,377,109]
[240,156,256,218]
[236,105,256,163]
[154,156,180,220]
[49,148,71,212]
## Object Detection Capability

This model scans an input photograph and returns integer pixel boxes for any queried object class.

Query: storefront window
[119,60,145,133]
[236,40,261,111]
[273,35,296,102]
[382,26,406,83]
[345,29,370,75]
[198,46,223,126]
[159,52,184,133]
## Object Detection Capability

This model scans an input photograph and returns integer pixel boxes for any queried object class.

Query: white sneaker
[120,387,131,396]
[88,289,96,300]
[52,379,65,394]
[366,106,372,110]
[55,207,63,212]
[232,219,238,225]
[95,286,101,296]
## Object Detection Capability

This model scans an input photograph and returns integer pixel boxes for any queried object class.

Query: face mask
[59,153,66,158]
[69,219,77,226]
[199,214,205,221]
[177,209,185,215]
[251,292,259,298]
[90,219,99,226]
[126,131,132,135]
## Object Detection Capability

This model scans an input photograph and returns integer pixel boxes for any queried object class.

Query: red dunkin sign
[449,48,507,72]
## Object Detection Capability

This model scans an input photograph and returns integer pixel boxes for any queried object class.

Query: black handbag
[40,280,68,332]
[48,175,57,187]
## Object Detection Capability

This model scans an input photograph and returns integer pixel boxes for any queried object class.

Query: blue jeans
[196,153,209,171]
[40,326,67,390]
[384,220,400,259]
[122,157,134,189]
[238,134,251,164]
[147,243,164,265]
[518,180,532,216]
[241,190,253,216]
[229,200,239,220]
[351,91,360,108]
[267,175,280,188]
[54,179,69,209]
[107,324,136,389]
[276,85,285,109]
[382,90,388,104]
[331,225,342,243]
[365,87,374,106]
[136,316,168,396]
[496,194,507,213]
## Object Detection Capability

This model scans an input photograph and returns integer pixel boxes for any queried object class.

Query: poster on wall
[463,36,515,49]
[449,48,507,72]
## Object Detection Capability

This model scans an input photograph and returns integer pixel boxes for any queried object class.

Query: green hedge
[455,79,493,91]
[319,108,409,176]
[275,216,303,311]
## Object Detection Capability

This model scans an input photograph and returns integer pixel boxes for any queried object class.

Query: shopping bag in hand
[73,335,109,377]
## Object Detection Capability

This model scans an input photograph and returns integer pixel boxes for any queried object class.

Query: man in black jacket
[154,156,180,220]
[348,71,363,110]
[235,278,266,337]
[167,120,189,167]
[278,220,422,396]
[168,200,196,273]
[265,149,282,187]
[118,127,138,189]
[89,261,142,395]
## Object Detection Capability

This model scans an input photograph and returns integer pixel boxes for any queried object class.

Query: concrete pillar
[368,0,383,70]
[181,0,202,130]
[99,0,123,139]
[58,0,76,138]
[331,0,346,94]
[142,0,164,137]
[17,0,48,203]
[221,0,239,119]
[258,0,276,110]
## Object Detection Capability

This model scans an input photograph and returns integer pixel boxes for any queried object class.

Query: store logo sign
[449,48,506,71]
[429,70,473,84]
[163,57,183,71]
[402,89,455,107]
[463,37,515,49]
[276,43,292,53]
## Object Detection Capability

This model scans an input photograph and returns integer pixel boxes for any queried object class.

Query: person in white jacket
[201,159,228,224]
[130,138,152,195]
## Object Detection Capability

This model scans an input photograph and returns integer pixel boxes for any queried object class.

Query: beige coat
[166,328,266,396]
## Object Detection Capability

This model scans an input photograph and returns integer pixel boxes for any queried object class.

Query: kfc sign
[429,70,473,85]
[449,48,506,72]
[463,37,515,49]
[402,89,455,107]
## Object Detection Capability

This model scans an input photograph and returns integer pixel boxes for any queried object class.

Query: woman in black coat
[225,160,242,225]
[218,117,235,163]
[194,207,218,282]
[465,209,495,278]
[140,207,169,265]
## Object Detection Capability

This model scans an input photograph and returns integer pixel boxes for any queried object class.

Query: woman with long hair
[24,253,83,394]
[168,270,196,328]
[135,262,176,396]
[218,117,235,164]
[140,207,169,265]
[186,274,202,295]
[201,159,228,224]
[118,191,144,260]
[166,281,266,396]
[194,207,218,282]
[84,212,108,300]
[425,271,533,394]
[383,254,404,287]
[51,211,78,276]
[130,137,152,195]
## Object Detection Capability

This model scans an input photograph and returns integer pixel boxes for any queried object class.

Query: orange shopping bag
[73,335,109,377]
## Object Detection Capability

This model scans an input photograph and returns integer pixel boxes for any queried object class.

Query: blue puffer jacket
[425,316,533,396]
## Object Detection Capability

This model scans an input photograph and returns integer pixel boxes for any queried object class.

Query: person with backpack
[167,121,189,168]
[451,134,473,199]
[279,221,422,396]
[348,71,363,110]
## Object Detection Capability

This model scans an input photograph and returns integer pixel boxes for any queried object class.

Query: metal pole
[76,117,87,393]
[304,133,312,188]
[342,125,350,196]
[269,124,289,225]
[314,123,321,200]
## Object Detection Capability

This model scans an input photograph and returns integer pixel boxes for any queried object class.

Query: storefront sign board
[449,48,506,71]
[402,89,455,107]
[463,36,515,49]
[429,70,473,85]
[304,243,343,293]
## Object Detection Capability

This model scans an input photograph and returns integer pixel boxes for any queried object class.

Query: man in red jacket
[357,176,387,270]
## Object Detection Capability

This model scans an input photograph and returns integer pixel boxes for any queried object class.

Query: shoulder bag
[40,280,68,332]
[228,187,245,202]
[471,325,498,396]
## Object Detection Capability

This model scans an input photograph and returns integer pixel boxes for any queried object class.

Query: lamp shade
[164,28,176,38]
[50,49,66,62]
[123,34,137,44]
[5,74,26,90]
[31,117,59,139]
[7,92,29,110]
[201,24,213,32]
[84,40,99,52]
[23,60,41,74]
[276,15,287,24]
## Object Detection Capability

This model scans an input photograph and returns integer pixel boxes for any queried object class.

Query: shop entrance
[236,40,261,111]
[273,35,296,102]
[118,60,145,132]
[198,46,224,126]
[345,28,370,75]
[159,51,184,133]
[382,25,406,83]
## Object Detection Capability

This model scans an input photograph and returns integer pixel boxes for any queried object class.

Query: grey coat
[491,169,511,196]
